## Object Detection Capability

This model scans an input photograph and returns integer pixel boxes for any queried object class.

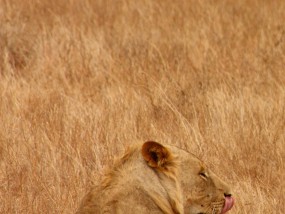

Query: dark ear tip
[144,141,160,146]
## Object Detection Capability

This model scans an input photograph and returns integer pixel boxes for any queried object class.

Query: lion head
[171,144,234,214]
[77,141,234,214]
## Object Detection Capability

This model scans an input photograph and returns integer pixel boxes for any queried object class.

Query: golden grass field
[0,0,284,213]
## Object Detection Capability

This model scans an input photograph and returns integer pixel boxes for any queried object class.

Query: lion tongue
[221,196,234,214]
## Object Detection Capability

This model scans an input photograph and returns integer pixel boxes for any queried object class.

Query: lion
[76,141,234,214]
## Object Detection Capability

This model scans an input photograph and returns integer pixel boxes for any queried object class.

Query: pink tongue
[221,197,234,214]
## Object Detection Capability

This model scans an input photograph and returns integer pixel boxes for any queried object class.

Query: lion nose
[224,193,232,197]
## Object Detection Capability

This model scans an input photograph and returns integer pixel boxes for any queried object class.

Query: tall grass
[0,0,284,213]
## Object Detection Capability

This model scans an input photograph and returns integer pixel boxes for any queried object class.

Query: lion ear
[141,141,172,168]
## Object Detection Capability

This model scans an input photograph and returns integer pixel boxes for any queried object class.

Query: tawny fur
[77,142,233,214]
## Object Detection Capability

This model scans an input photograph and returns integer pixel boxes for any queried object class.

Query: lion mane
[77,141,234,214]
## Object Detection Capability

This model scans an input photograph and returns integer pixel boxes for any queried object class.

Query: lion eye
[199,172,208,179]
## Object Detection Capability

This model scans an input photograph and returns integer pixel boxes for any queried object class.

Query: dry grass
[0,0,284,213]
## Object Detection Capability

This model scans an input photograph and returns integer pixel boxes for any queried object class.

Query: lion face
[174,147,234,214]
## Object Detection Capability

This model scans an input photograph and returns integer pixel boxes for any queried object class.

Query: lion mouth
[221,196,234,214]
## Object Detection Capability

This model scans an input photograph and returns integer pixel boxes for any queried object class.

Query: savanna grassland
[0,0,284,213]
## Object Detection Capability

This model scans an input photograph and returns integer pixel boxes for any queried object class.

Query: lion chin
[76,141,234,214]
